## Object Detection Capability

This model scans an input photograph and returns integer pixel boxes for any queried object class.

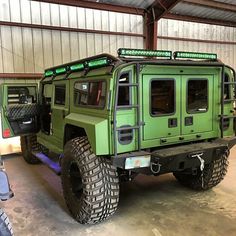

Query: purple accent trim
[34,152,61,174]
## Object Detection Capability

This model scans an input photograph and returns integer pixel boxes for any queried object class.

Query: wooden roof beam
[144,0,182,50]
[148,0,183,20]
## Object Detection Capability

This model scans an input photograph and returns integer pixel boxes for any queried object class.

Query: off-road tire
[20,135,41,164]
[61,137,119,224]
[0,208,13,236]
[173,150,229,190]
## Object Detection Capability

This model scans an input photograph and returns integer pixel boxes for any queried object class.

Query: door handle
[22,118,33,125]
[185,116,193,126]
[168,118,177,128]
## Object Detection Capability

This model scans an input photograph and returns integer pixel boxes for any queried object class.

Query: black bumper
[112,137,236,175]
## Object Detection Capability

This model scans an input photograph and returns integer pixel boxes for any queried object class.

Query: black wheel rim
[69,162,83,198]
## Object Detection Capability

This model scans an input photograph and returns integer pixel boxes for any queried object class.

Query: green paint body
[0,57,235,157]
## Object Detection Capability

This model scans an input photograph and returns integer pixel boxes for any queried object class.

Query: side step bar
[32,152,61,175]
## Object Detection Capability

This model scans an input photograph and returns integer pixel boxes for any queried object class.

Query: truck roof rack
[43,53,121,79]
[43,49,221,80]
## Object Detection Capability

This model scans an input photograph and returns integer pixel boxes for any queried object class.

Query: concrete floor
[2,147,236,236]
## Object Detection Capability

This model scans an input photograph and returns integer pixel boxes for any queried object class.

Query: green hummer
[1,48,236,224]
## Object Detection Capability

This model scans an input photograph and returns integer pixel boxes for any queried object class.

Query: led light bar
[174,51,217,60]
[88,58,109,68]
[55,67,67,74]
[70,63,84,71]
[118,48,172,58]
[44,70,54,77]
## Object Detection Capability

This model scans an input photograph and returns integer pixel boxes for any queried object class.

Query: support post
[144,12,158,50]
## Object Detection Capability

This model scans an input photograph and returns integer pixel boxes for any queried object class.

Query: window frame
[224,73,231,102]
[149,78,176,117]
[117,70,132,108]
[74,79,107,109]
[7,86,37,105]
[186,78,209,114]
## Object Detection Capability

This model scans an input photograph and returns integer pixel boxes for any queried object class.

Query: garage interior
[0,0,236,235]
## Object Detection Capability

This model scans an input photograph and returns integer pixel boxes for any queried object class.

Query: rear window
[151,79,175,116]
[74,81,106,108]
[187,79,208,113]
[7,86,37,105]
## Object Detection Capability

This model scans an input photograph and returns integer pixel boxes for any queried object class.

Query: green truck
[0,48,236,224]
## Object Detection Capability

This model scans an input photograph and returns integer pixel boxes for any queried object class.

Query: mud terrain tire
[0,208,13,236]
[173,150,229,190]
[61,137,119,224]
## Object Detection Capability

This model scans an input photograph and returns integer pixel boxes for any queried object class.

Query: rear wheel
[0,208,13,236]
[61,137,119,224]
[173,150,229,190]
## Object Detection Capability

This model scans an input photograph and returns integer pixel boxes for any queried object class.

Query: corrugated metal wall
[0,1,235,73]
[157,19,236,69]
[0,0,144,73]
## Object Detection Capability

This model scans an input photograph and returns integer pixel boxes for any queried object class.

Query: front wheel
[61,137,120,224]
[0,208,13,236]
[173,150,229,190]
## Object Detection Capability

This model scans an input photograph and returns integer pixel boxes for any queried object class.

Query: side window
[43,83,52,105]
[74,81,106,108]
[151,79,175,115]
[117,72,131,106]
[55,84,66,106]
[8,86,36,105]
[224,73,230,100]
[187,79,208,113]
[41,83,52,135]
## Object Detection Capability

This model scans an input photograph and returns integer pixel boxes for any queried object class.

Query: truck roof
[43,49,228,79]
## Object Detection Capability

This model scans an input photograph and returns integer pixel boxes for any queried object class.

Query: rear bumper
[112,137,236,175]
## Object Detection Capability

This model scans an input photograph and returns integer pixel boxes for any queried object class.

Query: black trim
[117,70,132,108]
[112,138,236,174]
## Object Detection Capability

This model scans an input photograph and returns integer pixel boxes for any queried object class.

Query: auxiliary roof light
[70,63,84,71]
[55,67,67,74]
[174,51,217,60]
[88,58,109,68]
[117,48,172,59]
[44,70,54,77]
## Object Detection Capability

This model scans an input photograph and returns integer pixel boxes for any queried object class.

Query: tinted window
[224,74,230,100]
[117,72,131,106]
[8,86,36,105]
[74,81,106,108]
[55,85,66,105]
[151,80,175,115]
[187,79,208,113]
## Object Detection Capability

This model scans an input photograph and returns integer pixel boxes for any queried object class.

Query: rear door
[142,75,181,142]
[0,84,38,138]
[181,76,214,135]
[142,73,216,145]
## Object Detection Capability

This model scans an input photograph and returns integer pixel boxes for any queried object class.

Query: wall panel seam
[158,36,236,45]
[0,21,144,38]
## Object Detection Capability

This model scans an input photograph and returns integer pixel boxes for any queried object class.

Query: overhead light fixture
[174,51,217,60]
[117,48,172,59]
